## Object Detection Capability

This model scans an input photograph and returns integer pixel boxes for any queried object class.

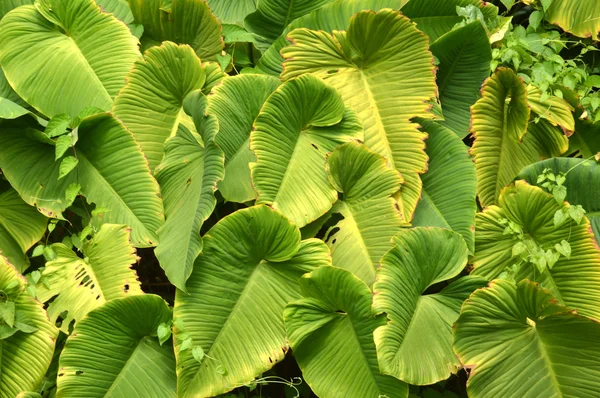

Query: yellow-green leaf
[281,9,437,220]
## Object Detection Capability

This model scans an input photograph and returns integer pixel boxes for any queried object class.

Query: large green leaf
[253,0,403,76]
[473,181,600,320]
[284,266,408,398]
[373,227,487,385]
[250,74,362,227]
[75,114,165,246]
[546,0,600,40]
[207,74,280,203]
[127,0,223,60]
[95,0,142,36]
[0,256,58,398]
[471,68,567,207]
[0,0,139,118]
[0,68,30,119]
[0,68,26,108]
[57,295,176,397]
[174,205,330,397]
[244,0,333,45]
[401,0,498,42]
[37,224,143,333]
[324,142,405,286]
[527,85,575,134]
[519,158,600,243]
[569,119,600,157]
[454,279,600,397]
[112,42,207,171]
[0,0,33,19]
[95,0,134,23]
[412,121,477,253]
[0,187,47,272]
[430,22,491,139]
[0,97,30,120]
[281,9,437,220]
[0,114,165,246]
[206,0,256,23]
[0,126,74,218]
[154,118,224,291]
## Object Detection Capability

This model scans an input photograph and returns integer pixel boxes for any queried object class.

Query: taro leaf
[250,74,362,228]
[207,74,280,203]
[545,0,600,40]
[454,279,600,397]
[324,142,405,286]
[244,0,333,46]
[527,85,575,134]
[0,256,58,397]
[174,205,330,397]
[253,0,403,76]
[112,42,207,171]
[0,114,165,246]
[471,68,567,207]
[374,228,487,385]
[473,181,600,320]
[412,121,477,253]
[36,224,143,333]
[519,158,600,243]
[281,9,437,220]
[430,21,491,139]
[205,0,256,23]
[56,295,176,397]
[0,188,47,272]
[0,0,139,118]
[127,0,223,60]
[154,115,224,291]
[284,266,408,398]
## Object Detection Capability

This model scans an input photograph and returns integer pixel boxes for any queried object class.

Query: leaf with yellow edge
[127,0,224,60]
[174,205,331,397]
[454,279,600,397]
[281,9,437,220]
[0,255,58,398]
[284,266,408,398]
[154,96,225,291]
[527,85,575,134]
[0,187,47,272]
[250,74,363,228]
[113,42,206,171]
[471,68,567,207]
[0,0,139,118]
[473,181,600,320]
[374,228,487,385]
[36,224,142,333]
[253,0,404,76]
[324,142,406,286]
[207,74,280,203]
[546,0,600,40]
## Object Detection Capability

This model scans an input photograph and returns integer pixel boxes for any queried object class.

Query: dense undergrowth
[0,0,600,397]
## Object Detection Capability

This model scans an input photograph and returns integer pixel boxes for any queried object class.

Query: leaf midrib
[77,152,151,239]
[103,336,149,396]
[282,0,296,29]
[341,315,387,395]
[356,70,395,168]
[418,189,452,229]
[186,260,276,390]
[343,201,379,278]
[531,327,563,396]
[63,34,112,103]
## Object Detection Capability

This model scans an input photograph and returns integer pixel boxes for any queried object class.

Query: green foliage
[0,0,600,397]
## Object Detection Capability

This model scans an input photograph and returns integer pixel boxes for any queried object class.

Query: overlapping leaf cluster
[0,0,599,397]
